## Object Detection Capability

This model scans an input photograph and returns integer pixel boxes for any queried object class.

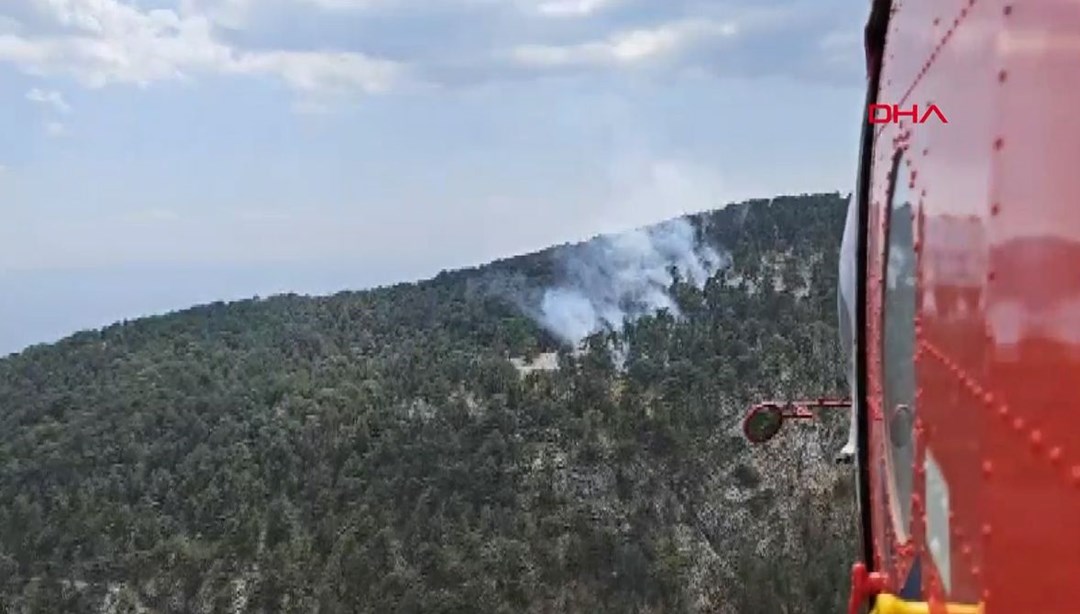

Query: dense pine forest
[0,193,857,613]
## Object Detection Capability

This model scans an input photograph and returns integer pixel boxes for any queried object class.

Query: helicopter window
[838,192,858,390]
[882,150,917,538]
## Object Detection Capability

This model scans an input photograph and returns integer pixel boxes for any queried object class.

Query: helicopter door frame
[854,0,894,573]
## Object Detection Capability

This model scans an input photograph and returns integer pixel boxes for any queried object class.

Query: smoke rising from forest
[533,218,729,345]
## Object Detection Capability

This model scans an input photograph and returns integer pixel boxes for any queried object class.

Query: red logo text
[868,103,948,124]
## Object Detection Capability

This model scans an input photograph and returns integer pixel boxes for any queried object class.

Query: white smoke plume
[535,217,729,345]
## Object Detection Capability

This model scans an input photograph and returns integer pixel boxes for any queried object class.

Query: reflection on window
[883,153,917,537]
[838,194,858,390]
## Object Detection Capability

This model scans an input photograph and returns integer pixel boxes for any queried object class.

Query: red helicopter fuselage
[747,1,1080,611]
[861,0,1080,610]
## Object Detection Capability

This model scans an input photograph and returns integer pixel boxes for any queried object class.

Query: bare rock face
[510,352,561,378]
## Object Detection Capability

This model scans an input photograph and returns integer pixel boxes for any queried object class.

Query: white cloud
[292,0,617,15]
[0,0,239,87]
[45,121,66,137]
[529,0,620,17]
[512,18,737,68]
[298,0,391,8]
[231,0,613,17]
[26,87,72,113]
[0,0,857,103]
[229,50,401,95]
[0,0,405,99]
[179,0,254,29]
[0,34,51,66]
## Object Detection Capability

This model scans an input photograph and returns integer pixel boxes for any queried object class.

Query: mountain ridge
[0,191,856,613]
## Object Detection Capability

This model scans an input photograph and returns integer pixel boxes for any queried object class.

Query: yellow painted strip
[871,593,983,614]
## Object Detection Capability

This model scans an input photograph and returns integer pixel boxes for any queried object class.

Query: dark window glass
[883,153,917,536]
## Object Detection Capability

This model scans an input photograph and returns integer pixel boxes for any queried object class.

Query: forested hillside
[0,193,857,613]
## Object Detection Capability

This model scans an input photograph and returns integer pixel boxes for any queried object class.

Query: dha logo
[868,103,948,124]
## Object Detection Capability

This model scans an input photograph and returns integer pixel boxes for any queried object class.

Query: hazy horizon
[3,192,845,356]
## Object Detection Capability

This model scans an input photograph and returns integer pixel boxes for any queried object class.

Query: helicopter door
[876,148,920,594]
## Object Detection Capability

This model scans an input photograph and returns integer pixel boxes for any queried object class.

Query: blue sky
[0,0,867,355]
